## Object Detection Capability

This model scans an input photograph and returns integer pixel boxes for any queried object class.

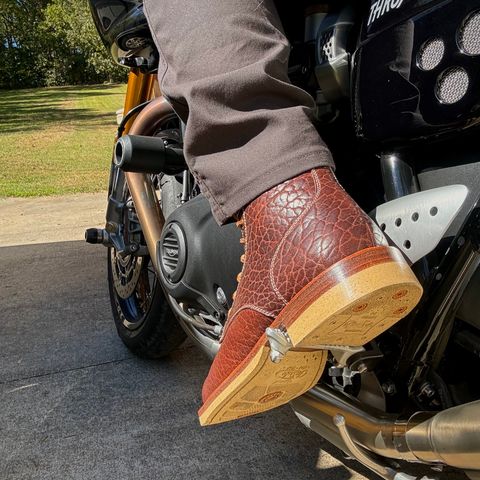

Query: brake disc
[110,249,144,299]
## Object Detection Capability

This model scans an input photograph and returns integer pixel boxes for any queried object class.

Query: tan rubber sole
[199,247,423,426]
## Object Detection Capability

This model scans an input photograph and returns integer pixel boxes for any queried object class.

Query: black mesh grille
[459,11,480,56]
[161,231,179,273]
[436,67,469,104]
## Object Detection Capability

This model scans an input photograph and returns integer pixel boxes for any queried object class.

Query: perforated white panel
[373,185,468,264]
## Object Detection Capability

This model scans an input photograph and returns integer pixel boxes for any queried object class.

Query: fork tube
[122,69,156,134]
[121,69,165,273]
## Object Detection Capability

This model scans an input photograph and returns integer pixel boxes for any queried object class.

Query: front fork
[104,69,172,273]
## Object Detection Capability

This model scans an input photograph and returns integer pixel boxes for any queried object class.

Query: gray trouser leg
[143,0,334,224]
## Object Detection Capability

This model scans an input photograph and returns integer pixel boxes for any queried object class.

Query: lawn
[0,84,126,197]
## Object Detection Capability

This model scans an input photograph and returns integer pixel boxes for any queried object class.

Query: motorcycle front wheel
[107,168,186,358]
[108,245,186,358]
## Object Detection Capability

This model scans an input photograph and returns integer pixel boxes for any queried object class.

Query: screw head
[420,382,436,398]
[216,287,227,306]
[382,381,396,395]
[106,221,117,233]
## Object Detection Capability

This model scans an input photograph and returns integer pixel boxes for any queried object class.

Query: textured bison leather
[202,168,381,402]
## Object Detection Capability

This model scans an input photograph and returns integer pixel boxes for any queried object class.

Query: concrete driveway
[0,194,462,480]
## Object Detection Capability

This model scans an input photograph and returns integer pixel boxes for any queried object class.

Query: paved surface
[0,194,377,480]
[0,194,462,480]
[0,193,106,247]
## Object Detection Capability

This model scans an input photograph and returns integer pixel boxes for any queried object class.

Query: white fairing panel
[373,185,469,264]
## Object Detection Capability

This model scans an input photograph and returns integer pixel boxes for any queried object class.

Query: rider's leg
[144,0,333,224]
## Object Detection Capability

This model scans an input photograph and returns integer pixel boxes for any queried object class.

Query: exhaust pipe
[406,402,480,470]
[291,385,480,472]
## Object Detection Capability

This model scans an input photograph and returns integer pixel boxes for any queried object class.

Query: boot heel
[274,246,423,348]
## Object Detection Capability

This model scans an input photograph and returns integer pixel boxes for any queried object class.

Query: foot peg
[265,326,293,363]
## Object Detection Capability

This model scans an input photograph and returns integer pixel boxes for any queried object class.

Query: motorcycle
[86,1,480,478]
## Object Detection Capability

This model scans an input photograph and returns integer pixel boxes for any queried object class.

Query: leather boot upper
[202,168,384,402]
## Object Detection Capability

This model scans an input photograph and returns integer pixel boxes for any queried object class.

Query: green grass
[0,84,127,197]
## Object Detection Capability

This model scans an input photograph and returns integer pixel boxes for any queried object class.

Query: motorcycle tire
[107,170,186,358]
[108,248,186,358]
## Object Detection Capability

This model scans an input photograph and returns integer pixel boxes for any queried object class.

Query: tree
[0,0,51,88]
[0,0,126,88]
[41,0,125,85]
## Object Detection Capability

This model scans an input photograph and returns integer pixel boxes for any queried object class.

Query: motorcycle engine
[157,194,243,324]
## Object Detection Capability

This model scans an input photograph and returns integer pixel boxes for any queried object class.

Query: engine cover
[158,194,243,319]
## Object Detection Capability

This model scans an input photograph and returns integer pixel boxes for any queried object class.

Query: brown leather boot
[198,168,422,426]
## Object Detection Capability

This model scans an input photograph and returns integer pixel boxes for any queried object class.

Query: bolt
[356,362,368,374]
[106,221,117,233]
[128,243,139,253]
[420,382,436,398]
[382,381,396,395]
[216,287,227,306]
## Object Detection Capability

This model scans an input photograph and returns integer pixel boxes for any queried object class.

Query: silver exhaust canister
[406,401,480,470]
[291,385,480,472]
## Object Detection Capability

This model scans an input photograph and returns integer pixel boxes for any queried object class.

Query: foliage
[0,0,126,88]
[0,0,50,88]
